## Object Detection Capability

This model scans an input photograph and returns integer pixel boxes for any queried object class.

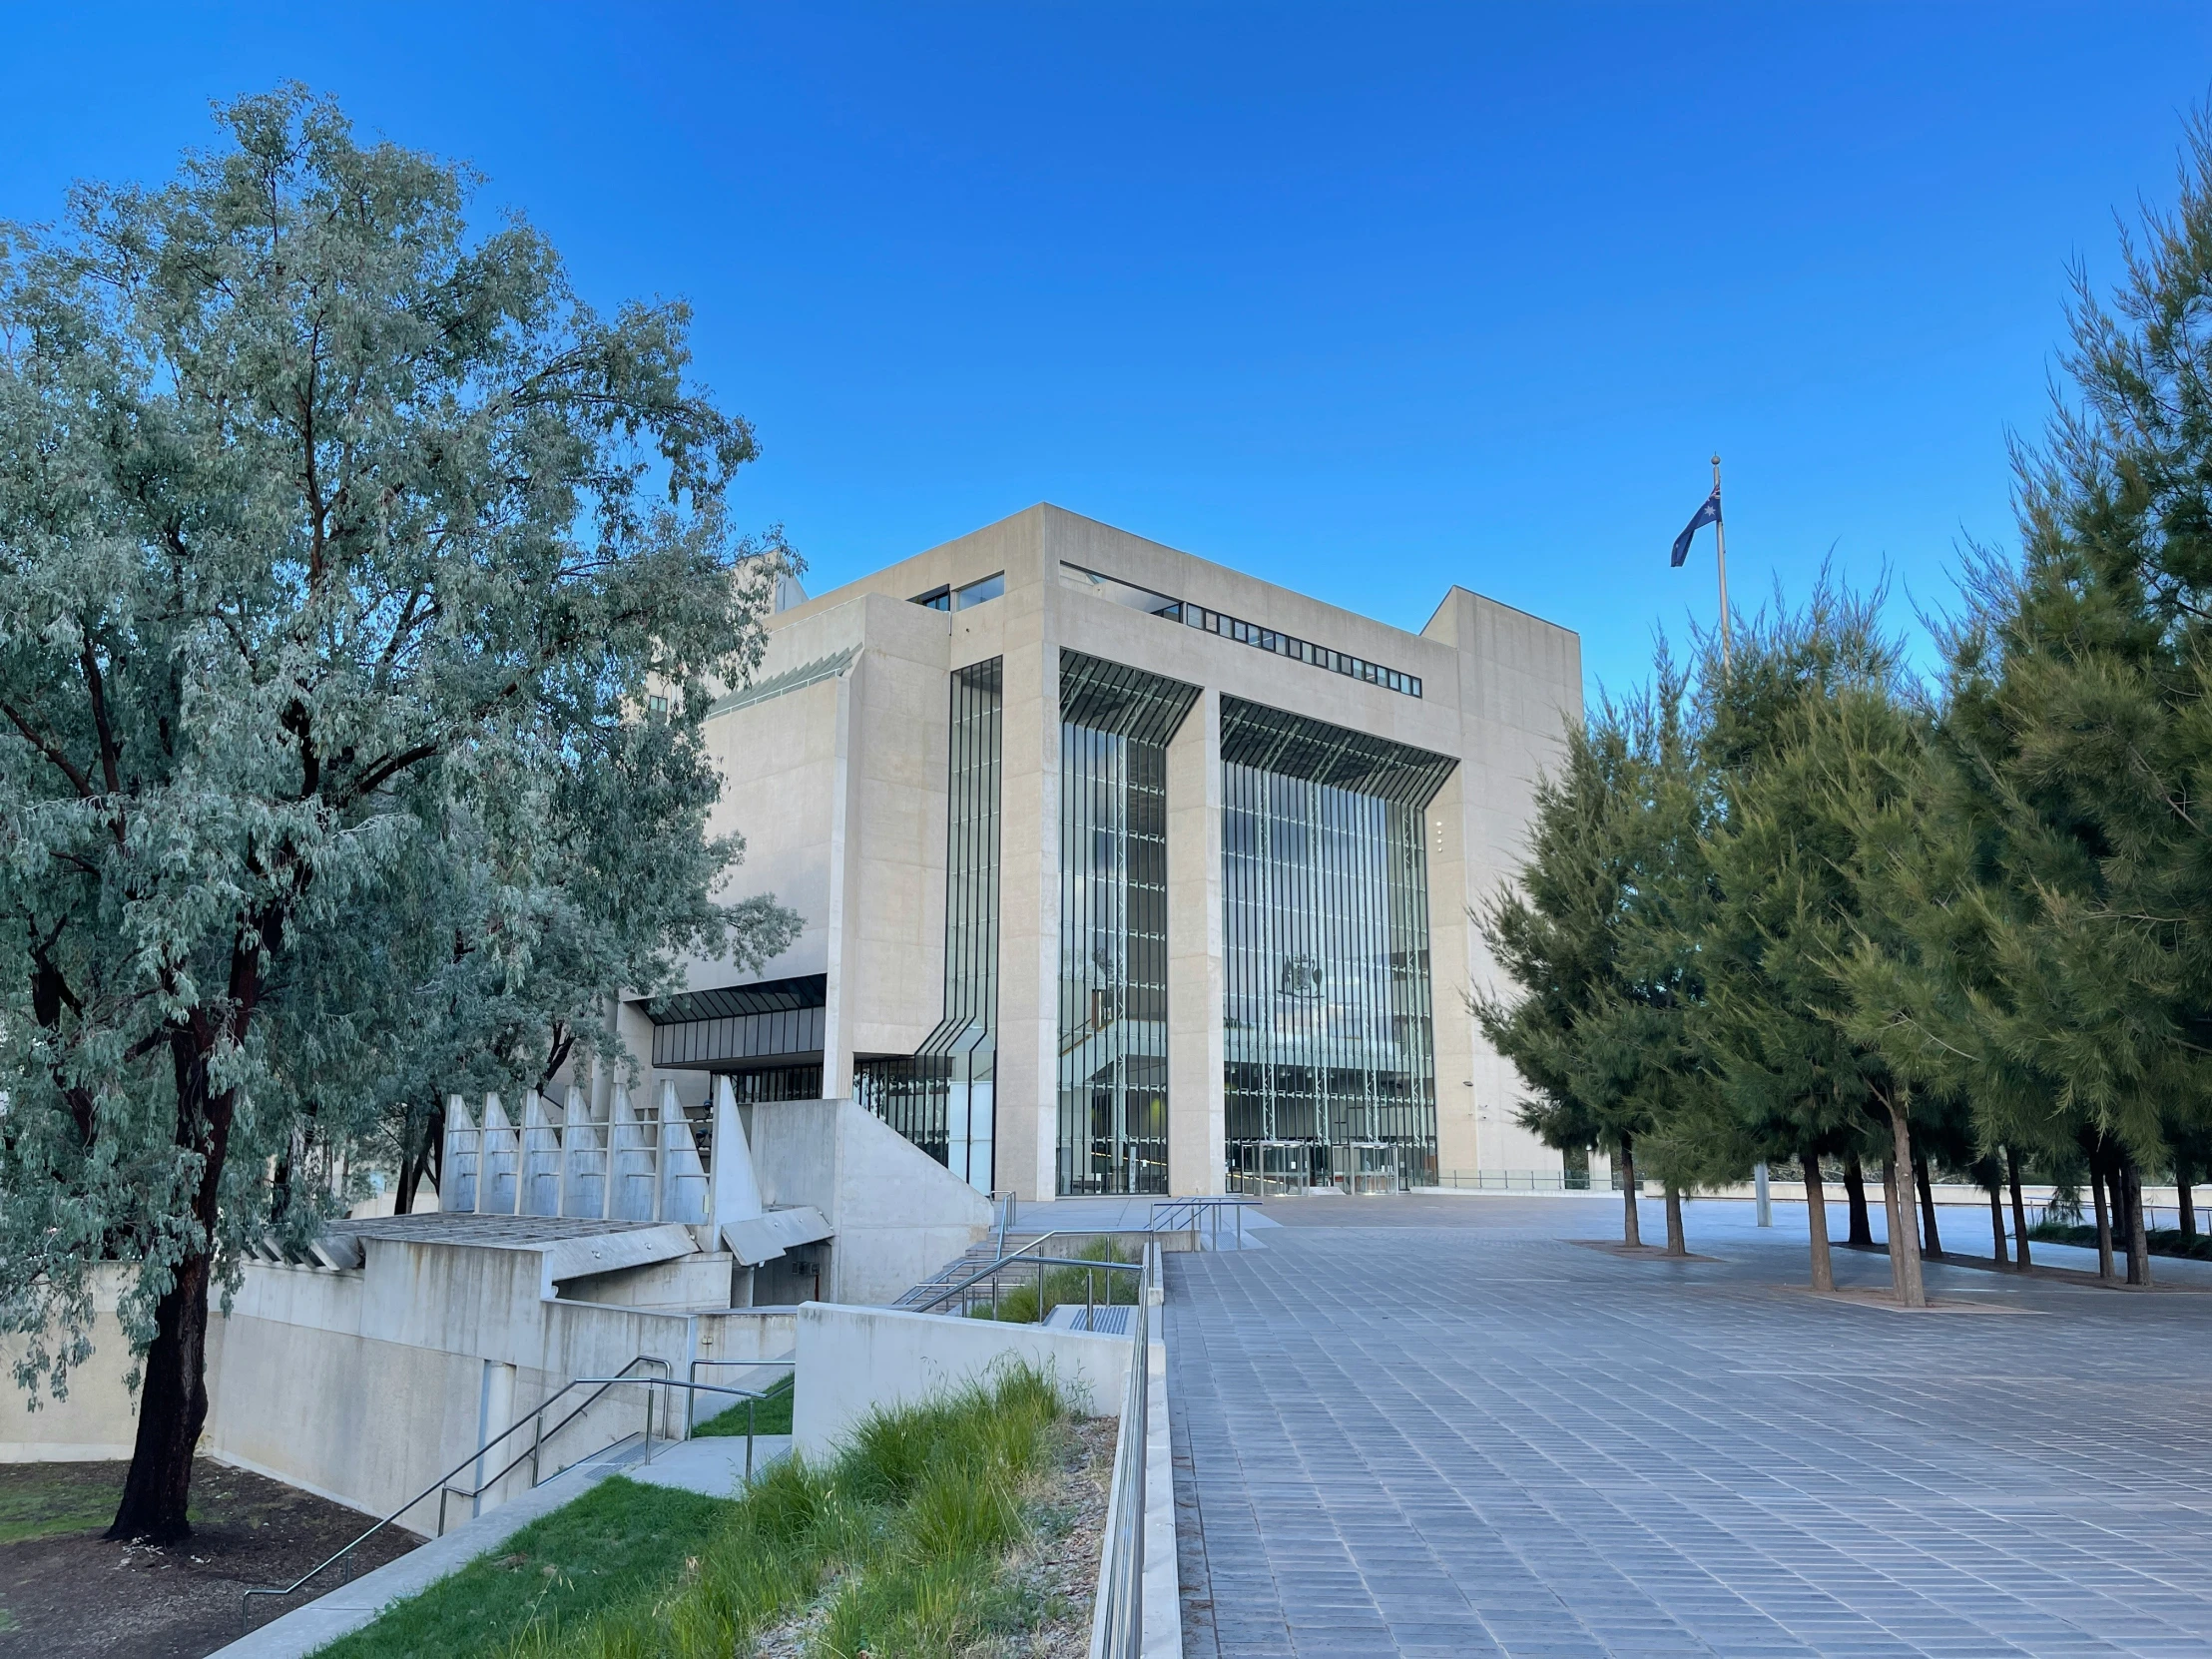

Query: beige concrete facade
[649,505,1582,1203]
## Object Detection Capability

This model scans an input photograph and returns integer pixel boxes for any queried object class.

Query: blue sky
[5,5,2210,698]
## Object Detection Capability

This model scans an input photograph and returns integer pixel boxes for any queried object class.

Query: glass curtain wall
[855,658,1003,1188]
[1057,653,1200,1195]
[1219,698,1454,1192]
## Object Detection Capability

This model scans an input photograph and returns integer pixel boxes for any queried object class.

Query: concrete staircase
[891,1241,1004,1309]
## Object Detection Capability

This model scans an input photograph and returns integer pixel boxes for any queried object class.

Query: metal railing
[1091,1240,1160,1659]
[1433,1168,1594,1192]
[239,1360,780,1635]
[908,1244,1140,1324]
[990,1189,1018,1254]
[684,1356,798,1462]
[902,1229,1077,1313]
[1148,1195,1257,1250]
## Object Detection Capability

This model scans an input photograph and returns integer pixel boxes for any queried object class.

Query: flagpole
[1711,453,1731,673]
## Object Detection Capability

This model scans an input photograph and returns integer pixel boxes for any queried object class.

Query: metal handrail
[1092,1240,1159,1659]
[990,1189,1018,1253]
[903,1229,1085,1313]
[239,1363,774,1634]
[685,1356,798,1471]
[241,1354,664,1631]
[1148,1195,1257,1250]
[905,1246,1139,1318]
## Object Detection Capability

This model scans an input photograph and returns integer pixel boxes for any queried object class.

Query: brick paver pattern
[1168,1200,2212,1657]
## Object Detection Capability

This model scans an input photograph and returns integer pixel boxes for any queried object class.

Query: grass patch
[0,1462,127,1544]
[966,1237,1139,1325]
[2028,1222,2212,1261]
[693,1373,794,1438]
[310,1476,733,1659]
[489,1364,1081,1659]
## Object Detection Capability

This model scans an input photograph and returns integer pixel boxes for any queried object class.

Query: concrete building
[630,505,1582,1202]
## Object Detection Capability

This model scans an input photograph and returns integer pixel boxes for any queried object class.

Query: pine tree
[1690,592,1930,1301]
[1476,655,1709,1250]
[1838,115,2212,1293]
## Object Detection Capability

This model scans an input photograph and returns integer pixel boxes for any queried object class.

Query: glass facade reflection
[855,658,1002,1188]
[1220,698,1452,1192]
[1057,652,1200,1195]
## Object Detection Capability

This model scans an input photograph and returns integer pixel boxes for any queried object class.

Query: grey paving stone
[1167,1197,2212,1657]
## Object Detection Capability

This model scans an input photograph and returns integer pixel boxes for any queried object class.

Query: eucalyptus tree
[0,89,795,1541]
[1476,654,1710,1251]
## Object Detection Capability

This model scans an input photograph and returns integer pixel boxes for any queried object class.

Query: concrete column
[1427,764,1483,1176]
[994,633,1059,1202]
[821,671,859,1099]
[473,1360,517,1517]
[1166,687,1225,1195]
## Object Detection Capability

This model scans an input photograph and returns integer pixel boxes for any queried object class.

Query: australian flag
[1671,489,1722,567]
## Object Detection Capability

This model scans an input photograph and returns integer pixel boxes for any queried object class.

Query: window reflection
[1221,699,1448,1193]
[1056,653,1200,1195]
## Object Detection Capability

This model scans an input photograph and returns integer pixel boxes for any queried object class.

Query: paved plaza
[1168,1194,2212,1658]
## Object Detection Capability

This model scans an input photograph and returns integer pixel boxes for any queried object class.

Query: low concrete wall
[792,1302,1128,1458]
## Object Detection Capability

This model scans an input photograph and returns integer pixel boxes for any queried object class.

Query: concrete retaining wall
[1,1241,799,1526]
[792,1302,1127,1457]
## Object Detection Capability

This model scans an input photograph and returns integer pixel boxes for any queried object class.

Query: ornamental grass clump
[545,1363,1080,1659]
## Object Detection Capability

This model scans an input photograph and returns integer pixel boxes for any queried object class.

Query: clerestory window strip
[1057,562,1422,698]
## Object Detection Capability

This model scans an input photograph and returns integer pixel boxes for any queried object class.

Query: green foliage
[0,1461,135,1544]
[1471,654,1711,1184]
[371,1363,1079,1659]
[311,1475,734,1659]
[0,82,796,1502]
[965,1237,1138,1324]
[1826,113,2212,1192]
[1688,588,1934,1171]
[2029,1223,2212,1262]
[691,1372,794,1438]
[1477,110,2212,1281]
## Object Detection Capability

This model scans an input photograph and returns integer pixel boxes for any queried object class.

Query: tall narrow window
[1056,653,1200,1195]
[855,658,1003,1189]
[1220,698,1452,1193]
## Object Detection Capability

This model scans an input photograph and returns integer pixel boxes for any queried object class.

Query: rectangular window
[954,572,1005,609]
[1066,566,1423,698]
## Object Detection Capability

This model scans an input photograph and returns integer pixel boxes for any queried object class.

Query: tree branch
[0,694,93,797]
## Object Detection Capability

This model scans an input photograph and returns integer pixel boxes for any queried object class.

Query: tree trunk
[393,1100,444,1216]
[110,1027,240,1543]
[1663,1183,1687,1257]
[2120,1156,2151,1288]
[1914,1155,1943,1258]
[1987,1177,2005,1266]
[1883,1094,1927,1308]
[108,1255,214,1544]
[1618,1134,1641,1248]
[2180,1175,2197,1242]
[1843,1154,1873,1247]
[2090,1152,2116,1281]
[2006,1144,2031,1269]
[1802,1154,1834,1292]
